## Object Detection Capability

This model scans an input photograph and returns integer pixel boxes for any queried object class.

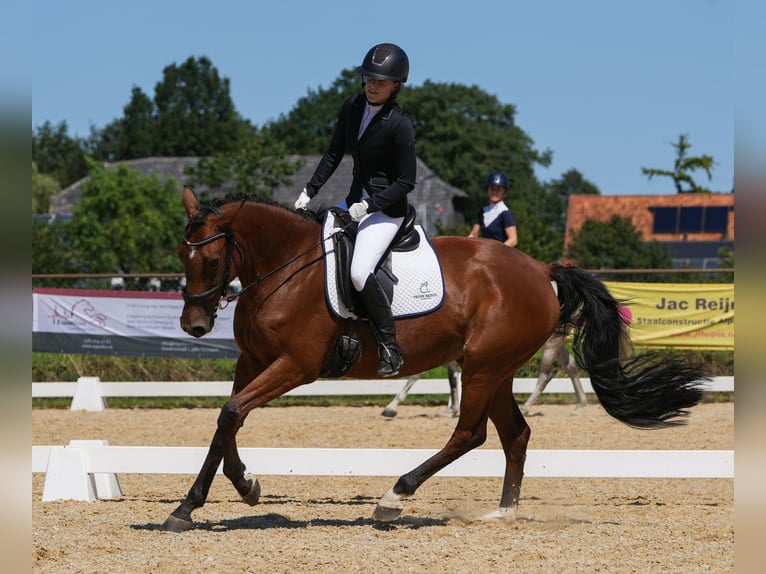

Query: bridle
[181,227,243,317]
[181,205,335,318]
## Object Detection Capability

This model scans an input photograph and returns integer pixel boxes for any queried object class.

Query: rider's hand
[348,200,369,222]
[294,188,310,210]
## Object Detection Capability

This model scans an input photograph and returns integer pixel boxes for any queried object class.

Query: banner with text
[32,288,239,358]
[604,282,734,350]
[33,282,734,356]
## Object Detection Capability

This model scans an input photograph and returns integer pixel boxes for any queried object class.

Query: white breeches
[350,211,404,292]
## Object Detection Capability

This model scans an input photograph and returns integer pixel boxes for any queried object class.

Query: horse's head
[178,187,240,338]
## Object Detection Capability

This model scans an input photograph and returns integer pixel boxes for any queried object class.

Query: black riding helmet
[485,171,510,189]
[357,43,409,83]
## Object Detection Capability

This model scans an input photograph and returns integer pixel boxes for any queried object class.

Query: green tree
[32,162,60,214]
[533,168,600,261]
[718,246,733,268]
[120,86,156,159]
[400,80,552,219]
[264,69,360,154]
[186,127,302,198]
[567,215,671,279]
[32,121,88,188]
[89,56,251,161]
[32,218,77,287]
[641,133,715,193]
[87,87,156,162]
[66,162,186,289]
[153,56,247,157]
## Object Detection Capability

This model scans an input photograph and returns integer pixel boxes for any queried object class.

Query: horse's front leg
[160,398,262,533]
[160,427,228,532]
[160,395,259,533]
[218,400,262,505]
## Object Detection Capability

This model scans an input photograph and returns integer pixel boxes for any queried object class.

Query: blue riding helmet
[485,171,510,189]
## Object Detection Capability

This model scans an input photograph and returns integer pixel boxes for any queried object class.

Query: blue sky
[25,0,741,196]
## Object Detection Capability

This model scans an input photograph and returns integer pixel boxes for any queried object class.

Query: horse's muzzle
[180,306,215,338]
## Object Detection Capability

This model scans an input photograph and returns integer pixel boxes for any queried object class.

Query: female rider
[294,43,416,377]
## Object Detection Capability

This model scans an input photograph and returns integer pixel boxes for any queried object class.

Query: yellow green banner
[604,281,734,350]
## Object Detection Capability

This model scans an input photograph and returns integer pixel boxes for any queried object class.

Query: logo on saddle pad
[322,211,445,320]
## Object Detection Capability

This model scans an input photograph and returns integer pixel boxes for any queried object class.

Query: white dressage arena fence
[32,376,734,501]
[32,442,734,502]
[32,376,734,411]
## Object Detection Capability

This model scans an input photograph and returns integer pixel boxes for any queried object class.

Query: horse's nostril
[191,326,207,338]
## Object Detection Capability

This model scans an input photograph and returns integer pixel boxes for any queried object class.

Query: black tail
[550,264,708,429]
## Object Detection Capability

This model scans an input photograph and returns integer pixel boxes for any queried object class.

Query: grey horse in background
[381,330,587,418]
[381,360,462,418]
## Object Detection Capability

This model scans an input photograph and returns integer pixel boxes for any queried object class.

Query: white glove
[294,188,310,210]
[348,200,369,222]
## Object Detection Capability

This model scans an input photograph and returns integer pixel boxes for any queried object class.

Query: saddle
[319,206,443,378]
[330,205,420,316]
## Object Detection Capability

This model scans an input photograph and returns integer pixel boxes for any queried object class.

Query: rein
[182,212,354,313]
[225,239,325,304]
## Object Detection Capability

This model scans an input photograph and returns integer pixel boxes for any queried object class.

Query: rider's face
[487,186,506,204]
[363,77,398,104]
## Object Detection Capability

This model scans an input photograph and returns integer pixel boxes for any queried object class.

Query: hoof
[436,409,459,418]
[476,507,517,522]
[242,474,261,506]
[372,503,403,522]
[373,487,406,521]
[381,408,398,418]
[160,514,194,533]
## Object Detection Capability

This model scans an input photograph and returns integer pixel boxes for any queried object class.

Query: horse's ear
[182,186,199,219]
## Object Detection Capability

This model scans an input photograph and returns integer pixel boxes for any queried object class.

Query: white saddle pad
[321,211,445,320]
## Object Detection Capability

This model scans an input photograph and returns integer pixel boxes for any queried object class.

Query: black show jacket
[306,94,417,218]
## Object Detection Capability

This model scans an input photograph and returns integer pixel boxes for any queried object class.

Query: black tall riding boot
[358,274,403,377]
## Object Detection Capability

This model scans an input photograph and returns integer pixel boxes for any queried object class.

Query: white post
[41,440,122,501]
[70,376,106,411]
[41,445,96,501]
[71,439,122,498]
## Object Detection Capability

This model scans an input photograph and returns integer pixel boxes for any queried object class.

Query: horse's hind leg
[481,380,530,521]
[520,339,557,415]
[372,375,494,521]
[381,374,420,418]
[442,360,461,417]
[561,346,588,409]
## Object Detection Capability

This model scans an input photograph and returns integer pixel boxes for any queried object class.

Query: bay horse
[162,188,706,532]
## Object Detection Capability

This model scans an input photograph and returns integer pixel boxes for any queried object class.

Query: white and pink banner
[33,288,238,358]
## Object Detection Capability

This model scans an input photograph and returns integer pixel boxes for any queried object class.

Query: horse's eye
[209,258,220,269]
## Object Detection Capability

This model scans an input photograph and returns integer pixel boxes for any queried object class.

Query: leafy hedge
[33,348,733,382]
